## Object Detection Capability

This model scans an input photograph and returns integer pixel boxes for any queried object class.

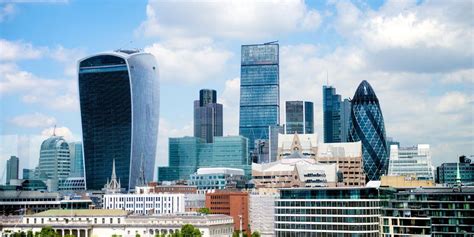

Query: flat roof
[31,209,128,217]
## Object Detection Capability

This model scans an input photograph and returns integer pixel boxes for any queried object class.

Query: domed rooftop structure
[352,80,379,104]
[40,136,68,150]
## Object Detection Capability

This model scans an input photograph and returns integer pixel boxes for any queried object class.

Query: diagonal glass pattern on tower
[239,43,279,152]
[349,80,388,181]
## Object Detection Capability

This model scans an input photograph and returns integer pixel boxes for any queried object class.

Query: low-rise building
[206,191,250,236]
[148,183,197,194]
[388,144,434,181]
[103,186,185,215]
[189,167,246,193]
[249,194,276,237]
[436,155,474,185]
[381,175,434,188]
[0,191,92,216]
[184,193,206,212]
[1,209,234,237]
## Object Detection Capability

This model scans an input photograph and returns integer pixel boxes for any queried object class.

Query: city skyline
[0,0,473,181]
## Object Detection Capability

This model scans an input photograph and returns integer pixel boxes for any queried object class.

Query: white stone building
[0,209,234,237]
[249,194,277,237]
[103,191,185,215]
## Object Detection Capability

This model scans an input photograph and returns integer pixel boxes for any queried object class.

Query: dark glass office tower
[239,42,279,152]
[285,101,314,134]
[6,156,19,185]
[194,89,223,143]
[349,80,388,181]
[78,50,160,191]
[323,86,350,142]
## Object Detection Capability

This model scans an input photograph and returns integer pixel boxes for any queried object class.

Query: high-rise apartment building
[194,89,223,143]
[6,156,19,184]
[78,50,160,191]
[285,101,314,134]
[323,86,351,143]
[239,42,279,153]
[37,136,70,191]
[349,80,388,181]
[68,142,84,178]
[158,136,250,181]
[388,144,434,180]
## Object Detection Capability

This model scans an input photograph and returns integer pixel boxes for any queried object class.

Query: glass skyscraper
[194,89,223,143]
[6,156,19,185]
[323,86,351,143]
[68,142,84,178]
[158,136,249,181]
[239,42,279,152]
[37,136,70,191]
[349,80,388,181]
[78,50,160,191]
[285,101,314,134]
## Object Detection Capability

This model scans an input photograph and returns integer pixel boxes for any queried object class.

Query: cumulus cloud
[219,77,240,136]
[10,113,57,128]
[137,0,321,40]
[0,39,44,61]
[0,63,79,111]
[144,38,232,83]
[332,0,474,73]
[155,118,193,169]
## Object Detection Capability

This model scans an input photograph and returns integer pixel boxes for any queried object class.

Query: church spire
[103,158,121,194]
[136,153,146,187]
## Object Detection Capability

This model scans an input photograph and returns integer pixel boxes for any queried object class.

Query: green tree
[196,207,210,214]
[38,227,60,237]
[181,224,201,237]
[251,231,261,237]
[135,234,141,237]
[27,230,34,237]
[12,231,26,237]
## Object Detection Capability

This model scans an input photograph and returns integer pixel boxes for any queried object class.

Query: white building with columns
[0,209,234,237]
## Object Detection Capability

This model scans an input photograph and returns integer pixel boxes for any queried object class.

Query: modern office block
[68,142,84,178]
[78,50,160,191]
[349,80,388,181]
[158,136,250,181]
[189,168,246,192]
[37,136,70,191]
[436,156,474,185]
[388,144,434,181]
[194,89,223,143]
[6,156,19,185]
[275,188,387,236]
[249,194,276,237]
[22,168,34,180]
[323,86,350,143]
[239,42,279,153]
[285,101,314,134]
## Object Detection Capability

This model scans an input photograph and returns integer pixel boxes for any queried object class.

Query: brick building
[205,191,249,235]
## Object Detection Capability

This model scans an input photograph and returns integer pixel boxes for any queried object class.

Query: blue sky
[0,0,473,180]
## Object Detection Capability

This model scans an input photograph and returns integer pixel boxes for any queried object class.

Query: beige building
[381,175,434,188]
[275,133,365,186]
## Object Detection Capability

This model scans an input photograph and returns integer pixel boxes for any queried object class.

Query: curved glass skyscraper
[78,50,160,190]
[348,80,388,181]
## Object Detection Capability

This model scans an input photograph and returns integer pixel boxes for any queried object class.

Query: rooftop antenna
[326,70,329,86]
[117,40,133,51]
[52,125,56,136]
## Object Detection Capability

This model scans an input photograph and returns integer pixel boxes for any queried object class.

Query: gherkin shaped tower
[348,80,388,181]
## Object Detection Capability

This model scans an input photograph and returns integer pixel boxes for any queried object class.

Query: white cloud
[155,118,193,168]
[137,0,321,40]
[437,92,473,114]
[0,63,79,111]
[219,77,240,136]
[144,38,232,83]
[10,112,57,128]
[332,0,474,73]
[0,39,44,61]
[0,3,15,22]
[41,126,75,141]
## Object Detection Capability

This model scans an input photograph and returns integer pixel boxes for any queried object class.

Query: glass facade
[6,156,19,185]
[286,101,314,134]
[194,89,223,143]
[436,156,474,185]
[158,136,250,182]
[349,80,388,181]
[239,43,279,152]
[68,142,84,178]
[276,188,391,237]
[323,86,350,143]
[37,136,70,191]
[388,144,434,180]
[79,52,160,191]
